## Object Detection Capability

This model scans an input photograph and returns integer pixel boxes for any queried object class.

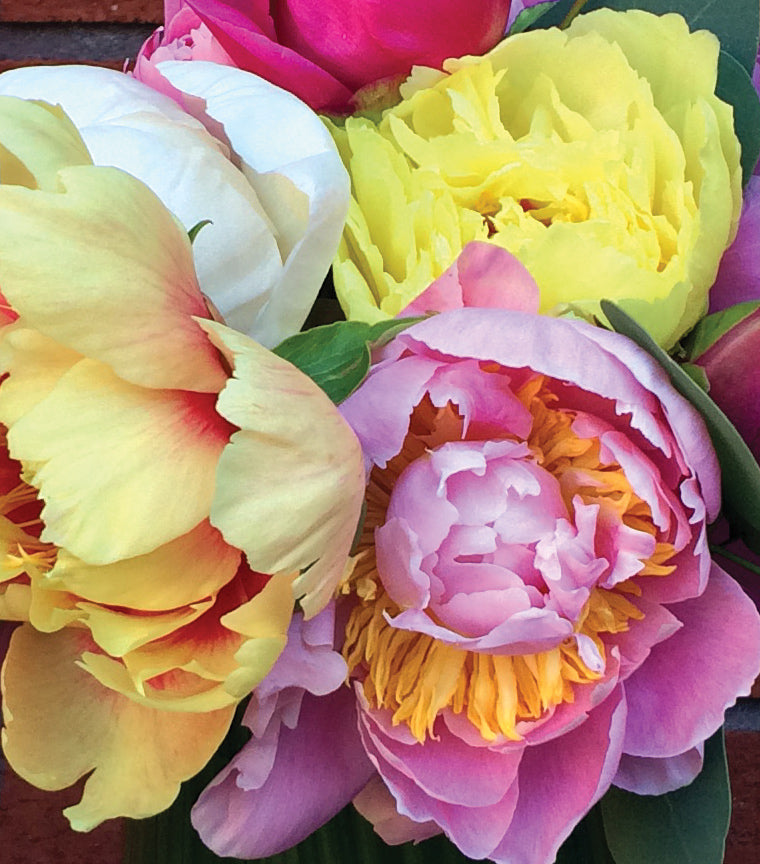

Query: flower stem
[560,0,591,28]
[710,544,760,576]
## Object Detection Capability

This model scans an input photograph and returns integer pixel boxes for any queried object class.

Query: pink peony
[191,249,760,863]
[133,0,512,112]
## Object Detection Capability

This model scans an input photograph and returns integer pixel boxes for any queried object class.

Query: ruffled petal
[613,744,704,795]
[621,565,760,758]
[45,520,240,611]
[489,686,627,864]
[202,321,365,616]
[192,687,373,858]
[0,96,90,191]
[1,625,234,830]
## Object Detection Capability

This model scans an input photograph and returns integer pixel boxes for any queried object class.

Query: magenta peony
[190,250,760,863]
[133,0,512,112]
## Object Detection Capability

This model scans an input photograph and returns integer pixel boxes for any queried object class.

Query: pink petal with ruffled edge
[489,686,627,864]
[621,565,760,759]
[358,706,522,859]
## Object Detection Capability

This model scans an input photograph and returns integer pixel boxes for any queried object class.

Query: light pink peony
[192,248,760,863]
[133,0,512,112]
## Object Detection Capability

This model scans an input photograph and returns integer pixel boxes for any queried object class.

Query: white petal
[0,65,283,342]
[157,60,351,345]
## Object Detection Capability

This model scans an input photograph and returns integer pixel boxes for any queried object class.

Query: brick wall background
[0,0,160,72]
[0,3,759,861]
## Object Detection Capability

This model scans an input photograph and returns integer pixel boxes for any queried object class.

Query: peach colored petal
[0,326,81,427]
[1,624,234,829]
[0,164,226,393]
[3,358,234,563]
[201,320,365,616]
[45,520,240,611]
[78,569,294,712]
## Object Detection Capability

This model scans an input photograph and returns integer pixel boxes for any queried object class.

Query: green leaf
[683,300,760,359]
[525,0,759,75]
[273,318,422,404]
[680,361,710,391]
[716,50,760,185]
[600,729,731,864]
[188,219,213,244]
[601,300,760,544]
[555,804,616,863]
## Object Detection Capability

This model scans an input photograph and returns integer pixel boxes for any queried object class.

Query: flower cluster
[190,249,760,862]
[0,95,364,826]
[1,2,760,863]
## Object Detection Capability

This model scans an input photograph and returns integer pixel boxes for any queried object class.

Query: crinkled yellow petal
[0,582,30,620]
[77,569,294,712]
[44,520,240,611]
[2,357,233,564]
[1,624,234,830]
[0,97,90,191]
[332,10,741,349]
[0,163,227,393]
[28,580,215,655]
[200,320,365,617]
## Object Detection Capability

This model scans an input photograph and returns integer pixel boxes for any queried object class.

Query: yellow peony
[330,9,742,348]
[0,97,364,829]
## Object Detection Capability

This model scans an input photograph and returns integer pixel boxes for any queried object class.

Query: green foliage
[683,300,760,359]
[555,805,616,863]
[188,219,213,244]
[601,730,731,864]
[716,51,760,185]
[508,1,559,33]
[273,318,423,404]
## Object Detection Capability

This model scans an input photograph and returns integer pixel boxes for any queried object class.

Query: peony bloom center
[344,374,677,742]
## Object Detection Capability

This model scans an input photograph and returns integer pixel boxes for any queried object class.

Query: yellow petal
[44,520,240,611]
[1,624,234,830]
[0,97,90,191]
[200,320,365,616]
[78,569,294,712]
[3,358,233,563]
[0,164,227,392]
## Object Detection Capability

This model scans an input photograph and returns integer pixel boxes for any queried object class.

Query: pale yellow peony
[330,9,742,348]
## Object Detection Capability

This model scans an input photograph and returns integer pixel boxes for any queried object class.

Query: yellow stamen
[343,376,676,743]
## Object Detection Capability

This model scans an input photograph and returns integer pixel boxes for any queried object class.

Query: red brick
[725,730,760,864]
[0,0,162,24]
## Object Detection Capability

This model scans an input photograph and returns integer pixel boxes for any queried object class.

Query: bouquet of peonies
[1,0,760,861]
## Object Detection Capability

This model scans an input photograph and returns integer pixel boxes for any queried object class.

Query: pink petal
[489,685,627,864]
[621,564,760,759]
[402,242,539,316]
[192,687,374,858]
[353,774,440,844]
[613,744,704,795]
